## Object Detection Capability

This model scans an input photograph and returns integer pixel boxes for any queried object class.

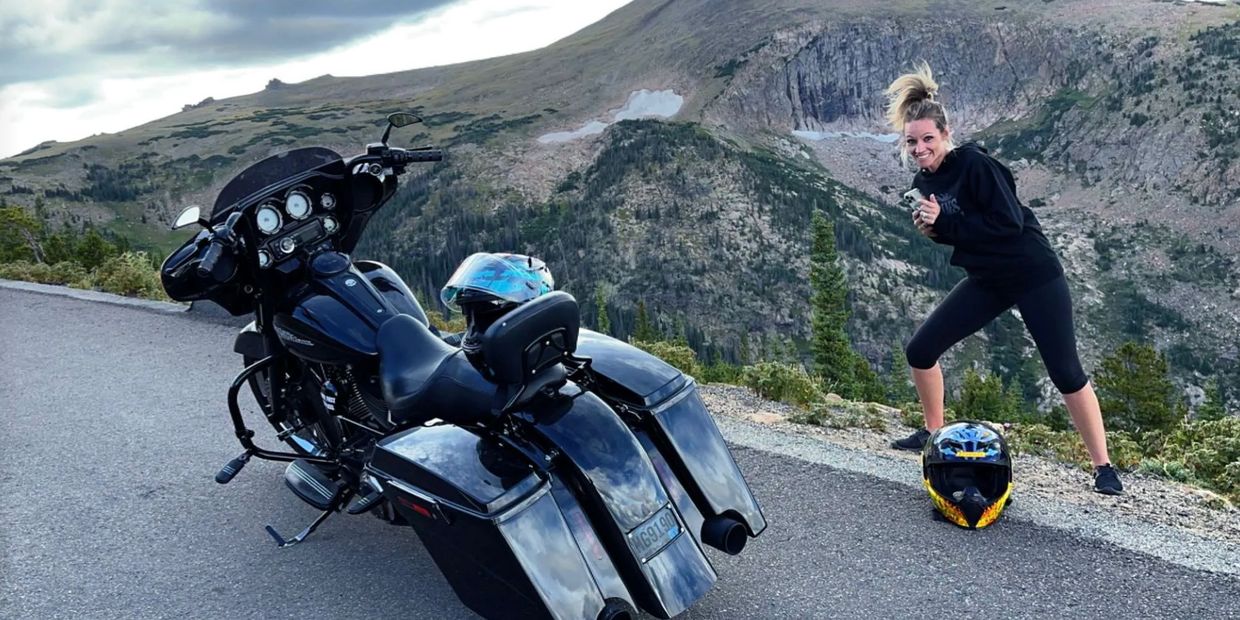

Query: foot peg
[284,459,341,510]
[215,451,252,484]
[347,486,384,515]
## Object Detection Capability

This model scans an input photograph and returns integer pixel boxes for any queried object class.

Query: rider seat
[377,314,492,425]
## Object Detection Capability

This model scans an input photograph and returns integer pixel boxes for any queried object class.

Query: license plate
[627,505,681,562]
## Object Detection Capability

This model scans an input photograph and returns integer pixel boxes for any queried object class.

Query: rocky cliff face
[2,0,1239,402]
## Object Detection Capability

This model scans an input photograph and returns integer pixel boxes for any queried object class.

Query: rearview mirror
[172,206,203,230]
[387,112,422,128]
[380,112,423,145]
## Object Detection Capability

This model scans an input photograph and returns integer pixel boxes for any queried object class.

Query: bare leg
[911,363,946,432]
[1061,381,1111,467]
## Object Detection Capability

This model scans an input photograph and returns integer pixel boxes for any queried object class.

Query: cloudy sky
[0,0,632,159]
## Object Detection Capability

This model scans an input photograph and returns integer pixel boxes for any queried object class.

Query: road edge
[715,414,1240,579]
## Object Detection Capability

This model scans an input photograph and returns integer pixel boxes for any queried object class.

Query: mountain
[4,0,1240,407]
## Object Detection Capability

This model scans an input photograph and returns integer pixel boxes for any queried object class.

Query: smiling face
[904,118,952,173]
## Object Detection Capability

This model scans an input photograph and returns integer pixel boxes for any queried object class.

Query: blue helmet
[440,252,556,362]
[921,420,1012,529]
[440,252,555,308]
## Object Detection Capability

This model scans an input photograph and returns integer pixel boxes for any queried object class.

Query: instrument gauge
[320,192,337,210]
[285,190,312,220]
[256,205,282,235]
[323,217,338,233]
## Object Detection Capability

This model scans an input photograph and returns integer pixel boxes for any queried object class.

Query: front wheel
[242,355,340,457]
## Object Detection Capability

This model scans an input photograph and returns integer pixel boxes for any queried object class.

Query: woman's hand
[913,194,941,237]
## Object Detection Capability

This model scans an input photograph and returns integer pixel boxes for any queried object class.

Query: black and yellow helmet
[921,420,1013,529]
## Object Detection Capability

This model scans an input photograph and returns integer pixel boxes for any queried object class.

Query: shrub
[49,261,88,285]
[630,339,699,376]
[792,400,890,431]
[955,368,1025,423]
[740,362,823,408]
[427,310,466,334]
[0,260,53,283]
[93,252,166,299]
[697,360,743,384]
[899,404,924,429]
[1161,418,1240,499]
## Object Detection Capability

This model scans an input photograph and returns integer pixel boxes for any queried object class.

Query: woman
[884,62,1123,495]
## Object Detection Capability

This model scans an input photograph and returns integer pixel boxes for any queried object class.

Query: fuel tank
[272,253,429,364]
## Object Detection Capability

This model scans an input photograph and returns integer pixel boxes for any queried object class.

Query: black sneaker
[891,428,931,452]
[1094,464,1124,495]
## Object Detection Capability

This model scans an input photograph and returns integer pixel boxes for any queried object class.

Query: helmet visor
[440,252,553,307]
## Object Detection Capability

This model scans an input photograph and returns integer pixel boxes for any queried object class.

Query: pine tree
[1197,377,1227,422]
[634,299,657,341]
[594,284,611,335]
[885,341,918,403]
[809,210,854,394]
[957,368,1006,421]
[0,205,45,263]
[75,228,115,271]
[1094,341,1186,435]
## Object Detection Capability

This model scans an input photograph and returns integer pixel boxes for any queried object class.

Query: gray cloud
[0,0,458,88]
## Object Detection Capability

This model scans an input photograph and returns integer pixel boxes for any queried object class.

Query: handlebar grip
[197,240,225,279]
[196,211,243,279]
[402,149,443,163]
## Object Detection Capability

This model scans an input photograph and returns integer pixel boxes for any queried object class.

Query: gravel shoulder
[700,384,1240,576]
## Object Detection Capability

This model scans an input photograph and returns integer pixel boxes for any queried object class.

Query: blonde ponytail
[884,61,955,168]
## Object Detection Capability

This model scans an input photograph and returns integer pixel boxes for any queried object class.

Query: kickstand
[265,490,354,548]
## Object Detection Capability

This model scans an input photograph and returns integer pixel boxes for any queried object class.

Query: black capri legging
[905,274,1089,394]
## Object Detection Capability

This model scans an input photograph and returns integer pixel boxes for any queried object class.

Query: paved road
[2,287,1237,619]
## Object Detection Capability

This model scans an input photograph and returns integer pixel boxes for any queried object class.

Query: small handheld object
[902,188,925,213]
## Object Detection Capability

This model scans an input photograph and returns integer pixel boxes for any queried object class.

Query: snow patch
[793,130,900,144]
[536,121,610,144]
[538,89,683,144]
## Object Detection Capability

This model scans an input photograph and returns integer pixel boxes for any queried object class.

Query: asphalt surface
[2,286,1238,619]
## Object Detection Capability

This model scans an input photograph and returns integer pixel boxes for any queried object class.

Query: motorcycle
[161,112,767,620]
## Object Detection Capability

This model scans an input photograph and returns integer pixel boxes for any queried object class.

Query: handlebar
[385,147,443,165]
[197,212,243,280]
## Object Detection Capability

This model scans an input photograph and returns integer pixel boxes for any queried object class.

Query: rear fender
[519,384,716,618]
[576,330,766,537]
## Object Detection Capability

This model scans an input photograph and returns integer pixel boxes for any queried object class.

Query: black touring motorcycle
[161,113,766,620]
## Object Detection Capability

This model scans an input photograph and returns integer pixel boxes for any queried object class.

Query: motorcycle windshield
[209,147,345,220]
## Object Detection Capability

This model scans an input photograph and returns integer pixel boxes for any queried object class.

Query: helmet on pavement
[922,420,1013,529]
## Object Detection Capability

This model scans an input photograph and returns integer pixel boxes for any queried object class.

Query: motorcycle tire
[242,355,341,457]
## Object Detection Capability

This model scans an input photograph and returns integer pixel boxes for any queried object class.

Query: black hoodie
[915,142,1063,290]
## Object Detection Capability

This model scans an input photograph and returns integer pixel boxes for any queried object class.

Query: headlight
[285,190,312,220]
[256,204,282,235]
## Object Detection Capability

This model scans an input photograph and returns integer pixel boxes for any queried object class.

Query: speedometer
[256,205,282,235]
[285,190,312,220]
